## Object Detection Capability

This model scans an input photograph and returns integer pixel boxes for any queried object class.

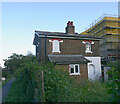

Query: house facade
[33,21,101,81]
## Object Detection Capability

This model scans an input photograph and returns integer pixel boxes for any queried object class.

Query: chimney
[65,21,75,34]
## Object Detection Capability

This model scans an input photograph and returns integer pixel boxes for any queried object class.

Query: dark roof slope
[48,55,90,65]
[33,33,38,45]
[35,30,101,39]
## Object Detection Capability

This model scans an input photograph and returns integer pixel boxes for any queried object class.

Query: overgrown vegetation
[2,53,25,85]
[4,53,112,102]
[106,61,120,102]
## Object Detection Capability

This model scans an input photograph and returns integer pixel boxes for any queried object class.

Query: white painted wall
[85,57,101,81]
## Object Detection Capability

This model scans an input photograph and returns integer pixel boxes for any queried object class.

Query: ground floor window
[69,64,80,75]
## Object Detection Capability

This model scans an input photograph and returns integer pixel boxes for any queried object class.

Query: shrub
[5,57,111,102]
[106,66,120,102]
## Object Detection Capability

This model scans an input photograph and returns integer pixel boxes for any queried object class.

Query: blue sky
[1,2,118,67]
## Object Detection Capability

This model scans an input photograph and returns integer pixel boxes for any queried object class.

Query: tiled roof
[35,30,101,39]
[48,55,90,65]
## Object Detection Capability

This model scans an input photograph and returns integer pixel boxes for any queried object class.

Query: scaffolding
[85,13,118,31]
[81,14,120,63]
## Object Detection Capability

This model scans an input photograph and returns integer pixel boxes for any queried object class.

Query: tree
[4,52,35,71]
[4,53,24,70]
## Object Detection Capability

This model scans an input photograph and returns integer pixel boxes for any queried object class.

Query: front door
[88,64,95,81]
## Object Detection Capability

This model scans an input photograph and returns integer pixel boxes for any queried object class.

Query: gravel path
[1,77,16,103]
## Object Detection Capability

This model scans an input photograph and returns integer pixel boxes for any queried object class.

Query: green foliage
[41,63,111,102]
[6,61,111,102]
[74,81,111,102]
[106,61,120,102]
[5,54,41,102]
[107,61,120,71]
[41,63,73,102]
[5,53,111,102]
[5,78,33,102]
[13,56,40,102]
[4,53,24,70]
[2,71,11,78]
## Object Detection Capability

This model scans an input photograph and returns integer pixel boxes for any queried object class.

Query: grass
[0,82,1,88]
[4,79,24,102]
[74,80,111,102]
[4,79,111,102]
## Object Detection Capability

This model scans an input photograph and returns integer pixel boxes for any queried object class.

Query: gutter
[38,35,101,41]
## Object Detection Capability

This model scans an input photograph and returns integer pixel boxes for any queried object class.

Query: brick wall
[37,37,100,62]
[46,38,100,57]
[37,37,45,61]
[55,63,88,82]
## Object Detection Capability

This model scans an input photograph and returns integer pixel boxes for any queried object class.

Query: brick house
[33,21,102,81]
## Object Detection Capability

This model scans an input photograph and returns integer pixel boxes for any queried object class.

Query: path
[1,77,16,103]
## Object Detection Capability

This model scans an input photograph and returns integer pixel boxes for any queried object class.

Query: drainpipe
[45,35,47,64]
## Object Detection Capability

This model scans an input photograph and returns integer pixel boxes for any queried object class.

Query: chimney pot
[67,23,68,26]
[68,21,71,26]
[71,22,73,26]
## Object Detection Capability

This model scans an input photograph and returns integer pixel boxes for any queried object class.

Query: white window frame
[82,41,94,54]
[69,64,80,75]
[85,41,92,53]
[52,40,60,53]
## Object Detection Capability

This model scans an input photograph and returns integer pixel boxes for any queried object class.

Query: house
[33,21,102,81]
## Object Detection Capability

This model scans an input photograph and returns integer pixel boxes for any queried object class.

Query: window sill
[70,73,80,76]
[52,51,60,53]
[86,51,92,53]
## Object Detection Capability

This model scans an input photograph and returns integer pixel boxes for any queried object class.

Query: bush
[106,66,120,102]
[41,63,73,102]
[5,56,111,102]
[5,55,41,102]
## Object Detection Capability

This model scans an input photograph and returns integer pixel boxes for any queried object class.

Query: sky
[0,1,119,67]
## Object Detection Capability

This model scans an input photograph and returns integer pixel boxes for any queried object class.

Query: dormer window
[49,39,63,53]
[82,40,94,53]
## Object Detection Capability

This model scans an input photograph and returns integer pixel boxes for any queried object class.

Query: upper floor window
[86,41,91,53]
[82,40,94,53]
[49,39,63,53]
[69,64,80,75]
[52,40,60,53]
